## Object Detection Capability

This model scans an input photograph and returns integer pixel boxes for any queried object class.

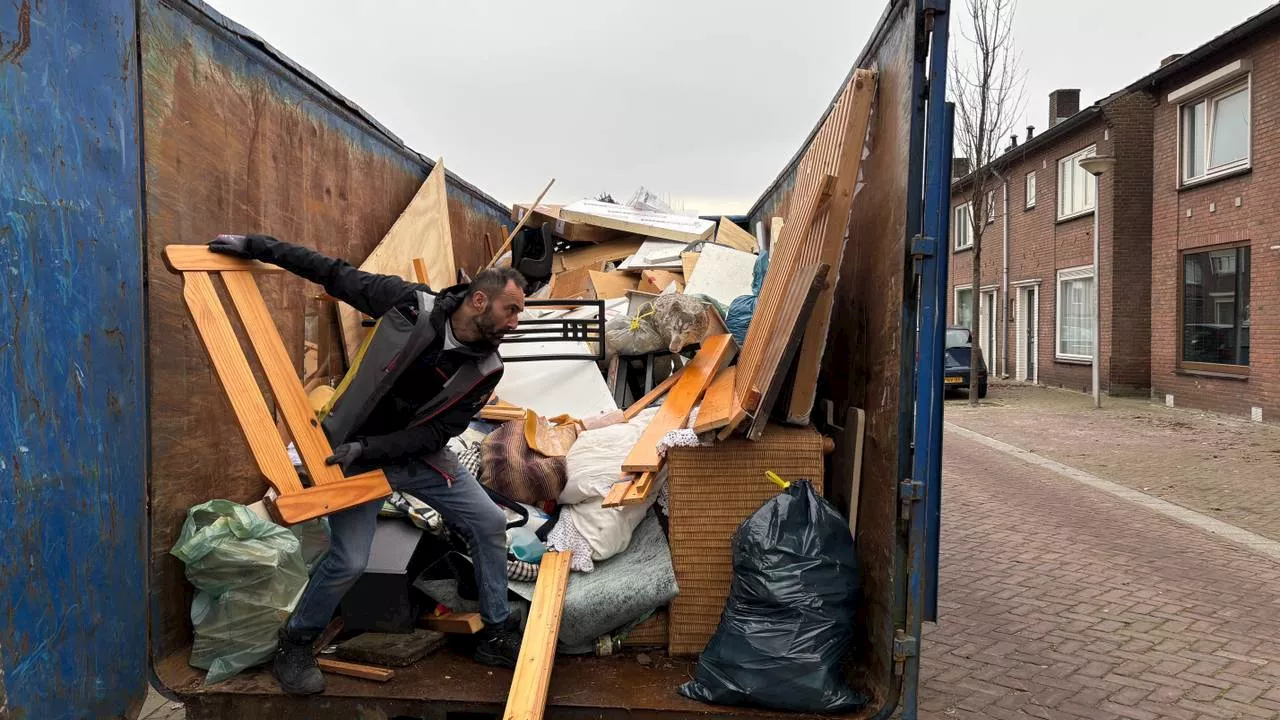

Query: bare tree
[950,0,1024,405]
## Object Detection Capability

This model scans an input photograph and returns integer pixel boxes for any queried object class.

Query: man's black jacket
[239,234,502,464]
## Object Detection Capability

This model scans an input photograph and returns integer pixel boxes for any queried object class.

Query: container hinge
[922,0,948,13]
[899,479,924,520]
[893,630,919,662]
[910,234,936,258]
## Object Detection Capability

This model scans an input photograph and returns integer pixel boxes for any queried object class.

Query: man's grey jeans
[284,454,510,637]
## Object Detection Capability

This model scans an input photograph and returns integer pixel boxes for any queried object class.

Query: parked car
[944,326,987,398]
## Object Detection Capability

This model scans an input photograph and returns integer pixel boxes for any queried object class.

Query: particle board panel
[338,160,454,360]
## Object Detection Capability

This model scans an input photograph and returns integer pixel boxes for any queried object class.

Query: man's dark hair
[466,267,527,303]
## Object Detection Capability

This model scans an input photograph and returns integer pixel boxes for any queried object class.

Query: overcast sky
[206,0,1275,215]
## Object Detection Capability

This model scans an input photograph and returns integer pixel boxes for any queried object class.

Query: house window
[1057,146,1097,220]
[1180,79,1250,184]
[953,203,973,250]
[1056,266,1095,361]
[986,190,996,224]
[954,286,973,327]
[1025,171,1036,208]
[1182,246,1250,368]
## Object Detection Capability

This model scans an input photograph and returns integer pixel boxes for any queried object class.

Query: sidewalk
[945,383,1280,542]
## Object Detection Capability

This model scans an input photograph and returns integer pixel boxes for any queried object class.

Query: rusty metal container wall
[0,0,150,717]
[747,0,927,711]
[141,0,511,666]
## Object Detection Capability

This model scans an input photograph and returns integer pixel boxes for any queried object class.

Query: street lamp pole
[1079,155,1116,410]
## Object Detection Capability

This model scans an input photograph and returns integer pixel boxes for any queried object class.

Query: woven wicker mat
[665,424,825,655]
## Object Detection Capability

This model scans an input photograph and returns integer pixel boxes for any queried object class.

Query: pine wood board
[691,366,736,433]
[421,611,484,634]
[746,264,829,441]
[504,550,572,720]
[715,217,758,253]
[561,200,714,244]
[734,69,876,417]
[163,245,282,273]
[588,270,639,300]
[623,367,684,421]
[316,657,395,682]
[622,334,736,473]
[602,477,635,508]
[339,159,454,360]
[268,470,392,525]
[620,470,658,505]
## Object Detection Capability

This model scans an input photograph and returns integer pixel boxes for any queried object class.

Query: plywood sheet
[715,217,758,253]
[588,271,639,300]
[683,243,756,306]
[561,200,714,243]
[338,160,455,359]
[548,266,595,300]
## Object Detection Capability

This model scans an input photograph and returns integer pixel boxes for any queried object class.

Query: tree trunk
[969,237,982,406]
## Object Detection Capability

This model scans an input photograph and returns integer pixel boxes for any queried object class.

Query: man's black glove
[325,441,365,472]
[208,234,254,259]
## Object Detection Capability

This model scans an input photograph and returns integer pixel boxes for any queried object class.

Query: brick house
[1134,5,1280,420]
[949,87,1154,395]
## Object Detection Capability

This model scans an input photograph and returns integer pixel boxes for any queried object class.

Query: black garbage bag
[679,479,866,713]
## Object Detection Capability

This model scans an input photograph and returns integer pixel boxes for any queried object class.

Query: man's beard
[473,314,508,345]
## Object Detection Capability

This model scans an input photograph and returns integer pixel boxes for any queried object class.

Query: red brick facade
[1149,27,1280,420]
[949,91,1154,396]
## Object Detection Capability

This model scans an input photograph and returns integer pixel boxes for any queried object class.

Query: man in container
[208,234,526,695]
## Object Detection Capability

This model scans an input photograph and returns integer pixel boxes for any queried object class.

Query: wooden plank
[746,264,829,440]
[163,244,281,273]
[680,252,700,280]
[504,551,572,720]
[221,271,344,486]
[622,334,736,473]
[786,70,878,423]
[716,217,758,253]
[623,367,684,421]
[339,159,454,360]
[316,658,395,682]
[588,270,639,300]
[620,471,658,505]
[716,402,750,442]
[269,470,392,525]
[769,216,784,251]
[422,612,484,634]
[561,200,715,243]
[412,257,430,285]
[548,266,594,300]
[601,478,635,508]
[180,272,304,495]
[488,177,555,269]
[313,617,344,654]
[691,366,736,433]
[553,237,645,273]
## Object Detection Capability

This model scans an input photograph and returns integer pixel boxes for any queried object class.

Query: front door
[1018,286,1038,383]
[980,290,997,372]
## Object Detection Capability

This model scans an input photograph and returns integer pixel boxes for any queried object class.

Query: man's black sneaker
[272,627,325,695]
[473,619,523,668]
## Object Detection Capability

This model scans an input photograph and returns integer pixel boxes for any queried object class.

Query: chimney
[1161,53,1184,68]
[1008,133,1019,151]
[1048,89,1081,128]
[1026,124,1035,141]
[952,157,971,180]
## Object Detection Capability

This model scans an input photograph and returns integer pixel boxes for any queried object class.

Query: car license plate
[944,376,963,385]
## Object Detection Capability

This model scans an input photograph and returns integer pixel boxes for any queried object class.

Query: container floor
[156,645,879,719]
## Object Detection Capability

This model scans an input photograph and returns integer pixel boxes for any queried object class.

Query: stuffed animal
[604,293,710,362]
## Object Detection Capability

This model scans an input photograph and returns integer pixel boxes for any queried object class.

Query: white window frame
[1057,145,1097,221]
[953,202,973,250]
[954,285,974,326]
[1025,171,1037,209]
[985,190,996,224]
[1055,265,1095,362]
[1177,73,1252,187]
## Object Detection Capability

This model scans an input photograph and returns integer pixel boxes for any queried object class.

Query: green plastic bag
[171,500,309,684]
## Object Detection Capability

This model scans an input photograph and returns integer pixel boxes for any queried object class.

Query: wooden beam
[619,471,658,505]
[269,470,393,525]
[422,611,483,634]
[715,217,758,253]
[601,478,635,508]
[623,368,684,421]
[412,257,430,285]
[488,177,555,270]
[163,244,282,273]
[316,658,395,682]
[312,617,345,655]
[692,367,737,433]
[180,272,304,496]
[504,551,572,720]
[622,334,736,473]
